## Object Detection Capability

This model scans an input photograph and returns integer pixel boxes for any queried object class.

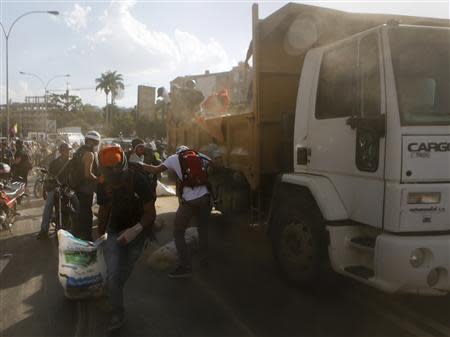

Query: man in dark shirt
[12,139,32,185]
[0,139,13,166]
[37,143,72,239]
[96,145,156,332]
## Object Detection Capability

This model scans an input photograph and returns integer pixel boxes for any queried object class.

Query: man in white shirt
[145,145,211,278]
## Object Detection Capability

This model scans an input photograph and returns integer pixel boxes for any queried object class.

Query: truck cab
[278,23,450,294]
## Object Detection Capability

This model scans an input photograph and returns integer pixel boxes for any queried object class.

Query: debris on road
[147,227,198,270]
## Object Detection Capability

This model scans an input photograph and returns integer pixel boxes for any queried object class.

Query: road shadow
[0,231,77,337]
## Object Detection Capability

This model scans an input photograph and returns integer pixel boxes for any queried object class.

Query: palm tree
[109,71,124,105]
[95,72,112,124]
[95,70,125,124]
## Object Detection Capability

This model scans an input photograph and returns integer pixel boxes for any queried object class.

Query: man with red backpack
[147,145,211,278]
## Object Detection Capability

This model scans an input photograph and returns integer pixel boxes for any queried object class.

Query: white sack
[147,227,198,270]
[58,230,107,299]
[156,181,176,197]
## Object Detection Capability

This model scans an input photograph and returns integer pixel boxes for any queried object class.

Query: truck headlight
[410,248,425,268]
[407,192,441,204]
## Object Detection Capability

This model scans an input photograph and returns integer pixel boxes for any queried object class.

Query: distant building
[0,96,56,137]
[136,85,156,120]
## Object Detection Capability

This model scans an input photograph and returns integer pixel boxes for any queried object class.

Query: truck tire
[271,189,327,287]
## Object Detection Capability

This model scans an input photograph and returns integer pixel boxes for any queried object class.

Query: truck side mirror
[346,115,386,137]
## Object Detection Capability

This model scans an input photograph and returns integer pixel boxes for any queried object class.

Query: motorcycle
[40,168,78,233]
[33,167,46,199]
[0,163,27,232]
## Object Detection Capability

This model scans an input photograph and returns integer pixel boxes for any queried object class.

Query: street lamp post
[0,10,59,139]
[19,72,70,134]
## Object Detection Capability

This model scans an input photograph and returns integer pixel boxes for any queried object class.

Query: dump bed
[168,3,448,191]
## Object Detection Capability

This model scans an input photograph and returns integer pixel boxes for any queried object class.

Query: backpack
[105,170,144,231]
[65,147,88,190]
[178,150,209,188]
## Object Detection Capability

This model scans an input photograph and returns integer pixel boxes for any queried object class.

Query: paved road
[0,184,449,337]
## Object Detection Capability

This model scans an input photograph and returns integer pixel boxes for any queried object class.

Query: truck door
[307,31,386,228]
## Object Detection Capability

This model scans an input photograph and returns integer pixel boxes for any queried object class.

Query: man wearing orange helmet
[96,145,156,332]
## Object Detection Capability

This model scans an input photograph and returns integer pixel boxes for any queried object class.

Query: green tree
[109,71,125,105]
[95,72,111,107]
[48,93,83,113]
[95,70,125,124]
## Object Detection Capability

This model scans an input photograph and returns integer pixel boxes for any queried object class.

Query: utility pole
[0,11,59,139]
[19,72,70,135]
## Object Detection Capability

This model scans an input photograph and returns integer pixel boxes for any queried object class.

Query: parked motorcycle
[0,163,27,232]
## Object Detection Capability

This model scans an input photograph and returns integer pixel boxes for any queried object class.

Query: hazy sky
[0,0,449,107]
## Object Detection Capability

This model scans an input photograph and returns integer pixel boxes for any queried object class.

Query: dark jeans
[104,231,146,314]
[74,192,93,241]
[174,194,211,268]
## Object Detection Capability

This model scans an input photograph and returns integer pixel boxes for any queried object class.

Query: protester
[145,145,211,278]
[38,143,53,168]
[96,145,156,331]
[37,142,72,240]
[72,131,100,241]
[127,143,160,202]
[0,139,13,166]
[125,138,144,161]
[12,139,32,185]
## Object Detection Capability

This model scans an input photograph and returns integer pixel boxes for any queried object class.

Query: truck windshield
[389,27,450,126]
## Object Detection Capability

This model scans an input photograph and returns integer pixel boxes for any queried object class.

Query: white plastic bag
[58,230,107,299]
[156,181,176,197]
[147,227,198,270]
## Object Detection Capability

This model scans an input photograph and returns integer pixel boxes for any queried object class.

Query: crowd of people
[30,131,212,332]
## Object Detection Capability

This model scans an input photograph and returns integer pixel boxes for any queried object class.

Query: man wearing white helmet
[72,130,101,240]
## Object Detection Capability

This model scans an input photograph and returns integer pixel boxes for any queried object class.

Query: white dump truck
[168,3,450,295]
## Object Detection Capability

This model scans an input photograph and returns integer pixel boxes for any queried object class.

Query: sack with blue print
[57,230,107,299]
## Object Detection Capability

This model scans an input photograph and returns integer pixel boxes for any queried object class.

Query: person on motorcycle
[96,145,156,331]
[12,139,32,186]
[0,139,13,166]
[37,142,72,240]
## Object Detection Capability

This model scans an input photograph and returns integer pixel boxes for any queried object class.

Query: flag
[9,123,18,137]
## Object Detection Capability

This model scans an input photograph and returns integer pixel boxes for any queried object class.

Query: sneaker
[36,231,49,240]
[107,311,124,332]
[168,265,192,279]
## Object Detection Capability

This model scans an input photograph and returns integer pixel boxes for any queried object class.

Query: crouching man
[96,146,156,331]
[144,145,211,279]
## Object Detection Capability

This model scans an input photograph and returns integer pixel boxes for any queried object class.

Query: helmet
[15,139,23,146]
[134,143,146,156]
[99,145,125,168]
[85,130,101,142]
[131,138,144,149]
[176,145,189,154]
[58,142,72,152]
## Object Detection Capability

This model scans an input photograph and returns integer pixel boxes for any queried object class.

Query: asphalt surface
[0,180,449,337]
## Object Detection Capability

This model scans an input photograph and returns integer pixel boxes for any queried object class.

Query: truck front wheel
[271,196,326,287]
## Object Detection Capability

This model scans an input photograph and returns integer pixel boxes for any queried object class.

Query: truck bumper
[373,233,450,295]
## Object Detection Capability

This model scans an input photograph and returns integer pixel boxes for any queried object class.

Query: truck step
[344,265,374,280]
[349,236,376,252]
